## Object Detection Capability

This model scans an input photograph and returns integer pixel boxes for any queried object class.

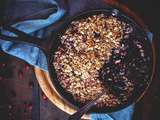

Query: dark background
[0,0,160,120]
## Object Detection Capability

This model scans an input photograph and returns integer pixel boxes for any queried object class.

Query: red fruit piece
[18,70,23,80]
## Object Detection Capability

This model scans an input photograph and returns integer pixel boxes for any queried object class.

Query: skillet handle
[0,25,51,55]
[67,91,105,120]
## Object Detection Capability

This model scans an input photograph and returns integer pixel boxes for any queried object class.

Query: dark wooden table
[0,0,160,120]
[0,52,68,120]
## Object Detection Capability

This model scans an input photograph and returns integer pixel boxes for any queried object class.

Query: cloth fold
[0,0,135,120]
[0,0,65,71]
[91,105,134,120]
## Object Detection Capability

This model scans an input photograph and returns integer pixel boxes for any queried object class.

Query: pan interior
[50,9,154,113]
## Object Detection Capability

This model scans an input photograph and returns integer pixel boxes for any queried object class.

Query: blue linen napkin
[91,105,134,120]
[0,0,136,120]
[0,0,65,71]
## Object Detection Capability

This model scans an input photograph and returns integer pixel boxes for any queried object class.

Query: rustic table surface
[0,0,160,120]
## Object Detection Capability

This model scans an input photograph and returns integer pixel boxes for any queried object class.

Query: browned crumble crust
[53,14,149,107]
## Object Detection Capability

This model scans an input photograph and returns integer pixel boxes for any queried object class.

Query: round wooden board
[34,67,90,120]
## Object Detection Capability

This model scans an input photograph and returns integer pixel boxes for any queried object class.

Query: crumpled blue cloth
[91,105,134,120]
[0,0,137,120]
[0,1,65,71]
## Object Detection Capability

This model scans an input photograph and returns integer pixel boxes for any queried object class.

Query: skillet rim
[48,8,156,113]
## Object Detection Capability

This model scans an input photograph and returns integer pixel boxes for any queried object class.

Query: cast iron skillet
[0,8,156,113]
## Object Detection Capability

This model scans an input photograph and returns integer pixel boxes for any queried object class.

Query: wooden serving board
[34,67,90,119]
